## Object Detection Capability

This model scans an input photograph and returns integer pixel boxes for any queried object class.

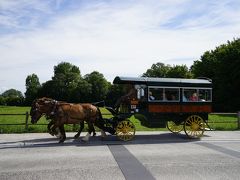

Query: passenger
[170,94,176,101]
[190,92,198,101]
[149,91,155,100]
[182,95,188,102]
[182,92,188,102]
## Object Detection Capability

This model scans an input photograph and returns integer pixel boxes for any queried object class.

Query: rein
[34,99,59,120]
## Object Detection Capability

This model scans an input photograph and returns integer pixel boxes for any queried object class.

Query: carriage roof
[113,76,212,87]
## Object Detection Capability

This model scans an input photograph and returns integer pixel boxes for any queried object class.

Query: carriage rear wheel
[184,115,205,138]
[166,121,183,133]
[116,119,136,141]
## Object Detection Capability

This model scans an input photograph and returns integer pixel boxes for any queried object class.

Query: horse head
[30,97,57,124]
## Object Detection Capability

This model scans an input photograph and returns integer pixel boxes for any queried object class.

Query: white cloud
[0,0,239,93]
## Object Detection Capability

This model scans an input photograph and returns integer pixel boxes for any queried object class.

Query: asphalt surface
[0,131,240,180]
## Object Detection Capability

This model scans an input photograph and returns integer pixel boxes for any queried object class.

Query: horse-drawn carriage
[30,76,212,142]
[110,76,212,140]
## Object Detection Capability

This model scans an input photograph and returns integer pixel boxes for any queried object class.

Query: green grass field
[208,113,238,130]
[0,106,239,133]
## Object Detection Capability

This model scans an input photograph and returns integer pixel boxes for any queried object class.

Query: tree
[69,79,92,103]
[43,62,82,101]
[38,62,112,103]
[1,89,24,106]
[105,84,125,107]
[25,74,41,105]
[2,89,23,98]
[191,38,240,111]
[143,62,171,77]
[143,62,192,78]
[53,62,81,85]
[167,65,192,78]
[84,71,110,102]
[38,80,55,99]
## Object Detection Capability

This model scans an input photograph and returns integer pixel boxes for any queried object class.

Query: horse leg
[58,124,66,143]
[92,126,96,136]
[94,121,106,138]
[74,121,84,139]
[47,120,55,136]
[100,129,107,138]
[48,122,61,138]
[55,127,62,138]
[49,119,63,141]
[82,121,94,142]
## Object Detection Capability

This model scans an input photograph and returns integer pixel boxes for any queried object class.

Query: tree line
[0,38,239,112]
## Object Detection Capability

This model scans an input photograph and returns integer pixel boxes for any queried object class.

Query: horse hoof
[48,132,55,136]
[55,133,62,138]
[74,135,80,139]
[81,137,89,142]
[81,137,90,142]
[81,139,89,143]
[82,133,90,142]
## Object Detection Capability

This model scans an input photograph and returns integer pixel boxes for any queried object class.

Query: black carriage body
[113,76,212,128]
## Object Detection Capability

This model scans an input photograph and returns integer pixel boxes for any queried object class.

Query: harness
[46,100,59,119]
[33,99,59,120]
[33,99,97,124]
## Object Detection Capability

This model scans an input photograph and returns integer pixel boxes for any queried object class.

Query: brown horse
[30,97,95,138]
[30,97,105,143]
[43,98,96,138]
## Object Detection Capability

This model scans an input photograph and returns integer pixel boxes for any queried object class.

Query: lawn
[208,113,238,130]
[0,106,239,133]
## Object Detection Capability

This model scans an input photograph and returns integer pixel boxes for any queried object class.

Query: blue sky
[0,0,239,94]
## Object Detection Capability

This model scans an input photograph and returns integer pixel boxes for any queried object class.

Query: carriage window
[165,88,180,101]
[183,88,212,102]
[148,88,162,101]
[199,89,212,102]
[183,89,198,101]
[148,87,180,102]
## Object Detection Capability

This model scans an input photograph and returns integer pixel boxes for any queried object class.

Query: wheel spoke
[184,115,205,138]
[166,121,183,133]
[116,120,135,141]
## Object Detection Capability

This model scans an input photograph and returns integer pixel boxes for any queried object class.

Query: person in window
[190,92,198,101]
[149,91,155,100]
[170,94,176,101]
[182,94,188,102]
[182,92,188,102]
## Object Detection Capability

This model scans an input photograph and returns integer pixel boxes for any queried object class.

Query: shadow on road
[0,132,201,149]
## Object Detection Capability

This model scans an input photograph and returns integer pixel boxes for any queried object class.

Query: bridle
[31,99,59,120]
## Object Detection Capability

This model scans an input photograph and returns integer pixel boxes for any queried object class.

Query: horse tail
[97,107,102,118]
[96,107,104,128]
[96,107,116,135]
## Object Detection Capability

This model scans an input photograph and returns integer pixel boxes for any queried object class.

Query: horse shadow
[0,132,202,149]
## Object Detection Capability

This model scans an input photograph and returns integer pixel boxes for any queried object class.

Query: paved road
[0,131,240,180]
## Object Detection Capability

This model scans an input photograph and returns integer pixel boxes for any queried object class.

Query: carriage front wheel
[116,119,136,141]
[184,115,205,138]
